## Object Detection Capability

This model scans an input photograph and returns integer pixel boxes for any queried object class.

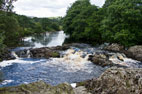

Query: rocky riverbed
[0,43,142,94]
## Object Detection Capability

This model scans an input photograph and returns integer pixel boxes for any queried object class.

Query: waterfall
[11,51,19,59]
[26,50,31,58]
[11,49,32,58]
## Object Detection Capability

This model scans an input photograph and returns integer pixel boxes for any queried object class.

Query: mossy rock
[0,81,75,94]
[76,81,89,87]
[50,52,60,57]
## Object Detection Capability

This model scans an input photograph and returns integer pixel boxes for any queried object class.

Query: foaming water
[0,48,105,87]
[0,46,142,87]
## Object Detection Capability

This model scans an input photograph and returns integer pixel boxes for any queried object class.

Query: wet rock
[0,81,75,94]
[84,68,142,94]
[89,54,114,67]
[15,49,29,58]
[30,47,60,59]
[125,45,142,62]
[0,49,15,61]
[104,43,124,52]
[89,53,126,67]
[15,45,70,59]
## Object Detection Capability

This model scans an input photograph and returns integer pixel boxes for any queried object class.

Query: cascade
[11,51,19,59]
[26,50,31,58]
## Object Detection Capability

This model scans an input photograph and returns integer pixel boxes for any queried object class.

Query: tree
[63,0,91,35]
[0,0,17,12]
[0,14,21,46]
[101,0,142,46]
[63,0,103,44]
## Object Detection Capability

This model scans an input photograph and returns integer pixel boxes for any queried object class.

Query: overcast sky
[13,0,105,17]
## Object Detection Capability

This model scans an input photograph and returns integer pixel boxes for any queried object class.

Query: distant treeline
[15,14,62,36]
[63,0,142,47]
[0,1,62,51]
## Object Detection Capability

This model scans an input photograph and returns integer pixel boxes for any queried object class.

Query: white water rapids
[0,48,105,87]
[0,31,141,87]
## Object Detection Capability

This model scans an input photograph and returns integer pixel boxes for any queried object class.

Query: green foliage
[15,15,61,37]
[63,0,102,44]
[63,0,142,47]
[101,0,142,46]
[0,0,17,12]
[0,0,62,56]
[0,14,21,46]
[0,32,5,54]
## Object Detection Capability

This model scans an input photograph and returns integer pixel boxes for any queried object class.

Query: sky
[13,0,105,18]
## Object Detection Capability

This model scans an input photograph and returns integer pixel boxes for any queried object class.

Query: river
[0,31,141,87]
[0,31,105,87]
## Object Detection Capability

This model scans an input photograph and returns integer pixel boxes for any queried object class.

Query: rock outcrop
[84,68,142,94]
[125,45,142,62]
[0,81,74,94]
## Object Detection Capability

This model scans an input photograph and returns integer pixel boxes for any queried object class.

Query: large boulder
[88,52,126,67]
[0,81,75,94]
[84,68,142,94]
[125,45,142,62]
[104,43,124,52]
[89,54,114,67]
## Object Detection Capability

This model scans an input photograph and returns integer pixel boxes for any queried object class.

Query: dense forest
[0,0,62,54]
[63,0,142,47]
